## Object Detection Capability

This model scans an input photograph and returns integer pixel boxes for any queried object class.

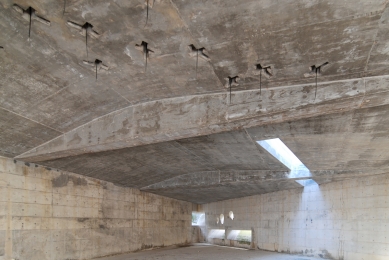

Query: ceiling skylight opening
[257,138,318,187]
[295,179,317,187]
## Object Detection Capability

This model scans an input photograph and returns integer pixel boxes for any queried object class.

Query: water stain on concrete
[52,173,88,187]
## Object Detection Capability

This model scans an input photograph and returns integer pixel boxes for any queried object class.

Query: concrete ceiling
[1,0,389,203]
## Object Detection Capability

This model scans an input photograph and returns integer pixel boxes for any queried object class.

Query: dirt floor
[94,244,324,260]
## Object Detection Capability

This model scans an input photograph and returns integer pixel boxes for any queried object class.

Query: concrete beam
[142,169,389,190]
[141,170,291,190]
[18,75,389,162]
[141,169,389,203]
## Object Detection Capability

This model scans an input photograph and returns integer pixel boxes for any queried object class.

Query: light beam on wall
[256,138,317,186]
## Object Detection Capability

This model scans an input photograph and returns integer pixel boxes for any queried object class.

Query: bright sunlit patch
[220,214,225,224]
[192,212,205,226]
[227,230,252,242]
[228,211,234,220]
[257,138,318,186]
[208,229,226,239]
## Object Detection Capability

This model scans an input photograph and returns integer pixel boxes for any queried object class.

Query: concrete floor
[95,244,323,260]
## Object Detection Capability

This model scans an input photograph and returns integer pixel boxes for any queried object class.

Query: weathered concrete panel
[16,102,389,203]
[175,130,288,171]
[145,180,302,205]
[17,75,375,162]
[0,156,193,260]
[202,173,389,259]
[171,0,385,86]
[142,168,389,204]
[0,0,222,134]
[366,3,389,75]
[246,104,389,172]
[29,128,292,189]
[0,107,61,158]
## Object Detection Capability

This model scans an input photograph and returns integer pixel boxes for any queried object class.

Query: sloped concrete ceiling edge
[16,75,389,162]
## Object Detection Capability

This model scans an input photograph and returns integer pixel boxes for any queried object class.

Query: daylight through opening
[257,138,318,186]
[192,212,205,226]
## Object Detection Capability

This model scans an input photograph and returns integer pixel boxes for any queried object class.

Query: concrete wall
[202,174,389,260]
[0,156,193,260]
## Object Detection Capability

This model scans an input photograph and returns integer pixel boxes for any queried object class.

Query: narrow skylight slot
[257,138,317,186]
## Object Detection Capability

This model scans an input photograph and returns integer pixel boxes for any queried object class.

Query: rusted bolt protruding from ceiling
[188,44,210,79]
[225,76,239,89]
[255,64,273,77]
[144,0,155,26]
[12,4,51,40]
[135,41,154,72]
[225,76,239,104]
[304,62,329,101]
[67,21,100,58]
[83,59,109,80]
[255,63,273,95]
[304,62,329,78]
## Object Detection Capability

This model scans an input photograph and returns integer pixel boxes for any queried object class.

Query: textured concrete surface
[15,75,386,162]
[0,156,193,260]
[97,244,324,260]
[31,130,288,189]
[2,0,389,203]
[27,104,389,203]
[202,173,389,260]
[2,1,389,259]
